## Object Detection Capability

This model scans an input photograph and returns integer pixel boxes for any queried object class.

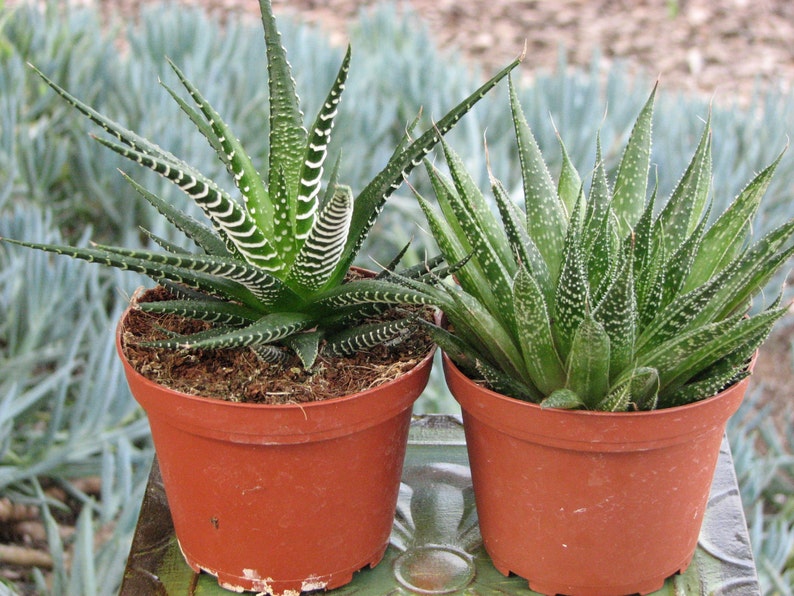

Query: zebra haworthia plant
[2,0,520,369]
[413,79,794,411]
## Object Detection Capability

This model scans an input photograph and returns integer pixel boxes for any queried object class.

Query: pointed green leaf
[565,311,610,409]
[421,322,540,402]
[593,254,637,381]
[437,140,517,330]
[684,150,785,291]
[120,173,230,258]
[654,113,712,258]
[284,331,323,369]
[612,84,655,237]
[30,64,184,168]
[666,370,751,409]
[137,299,260,326]
[553,219,590,358]
[513,266,566,394]
[323,317,414,357]
[586,209,621,303]
[295,46,351,243]
[251,344,291,364]
[510,76,568,279]
[289,185,353,294]
[413,182,503,315]
[659,201,711,308]
[335,53,522,286]
[605,367,659,411]
[149,311,315,350]
[595,382,631,412]
[1,238,263,309]
[541,388,585,410]
[440,137,514,272]
[491,175,553,302]
[94,243,293,306]
[441,283,528,382]
[312,278,436,312]
[700,219,794,323]
[92,135,283,272]
[555,129,583,220]
[259,0,307,211]
[657,305,785,394]
[166,58,273,238]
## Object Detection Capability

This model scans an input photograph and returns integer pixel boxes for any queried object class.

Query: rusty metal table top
[121,414,759,595]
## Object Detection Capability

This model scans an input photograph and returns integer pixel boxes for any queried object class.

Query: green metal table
[121,415,760,595]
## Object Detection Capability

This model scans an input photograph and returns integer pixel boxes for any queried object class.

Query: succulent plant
[1,0,520,369]
[412,79,793,411]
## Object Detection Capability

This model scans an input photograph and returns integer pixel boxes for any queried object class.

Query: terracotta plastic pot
[443,353,751,596]
[117,303,435,595]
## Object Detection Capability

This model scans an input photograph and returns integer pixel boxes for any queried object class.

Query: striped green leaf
[335,53,523,287]
[91,135,282,272]
[323,317,413,357]
[2,238,262,309]
[93,244,290,306]
[312,278,436,312]
[29,65,185,169]
[284,331,323,369]
[295,46,352,244]
[289,185,352,295]
[147,311,315,350]
[137,299,260,326]
[120,173,230,258]
[165,58,273,240]
[259,0,307,224]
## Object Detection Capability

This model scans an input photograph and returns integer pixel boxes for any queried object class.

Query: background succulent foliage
[0,1,792,594]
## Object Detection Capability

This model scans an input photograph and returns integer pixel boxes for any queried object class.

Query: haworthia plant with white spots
[417,82,793,411]
[3,0,520,369]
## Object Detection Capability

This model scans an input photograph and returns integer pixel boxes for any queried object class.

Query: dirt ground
[75,0,794,103]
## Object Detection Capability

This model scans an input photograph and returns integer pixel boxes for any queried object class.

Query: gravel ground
[52,0,794,103]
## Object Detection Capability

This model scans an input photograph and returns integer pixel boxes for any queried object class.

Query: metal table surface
[121,414,759,595]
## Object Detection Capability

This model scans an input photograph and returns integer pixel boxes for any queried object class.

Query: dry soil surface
[77,0,794,103]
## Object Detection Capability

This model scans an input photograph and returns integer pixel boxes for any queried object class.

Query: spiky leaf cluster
[416,79,793,411]
[2,0,521,369]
